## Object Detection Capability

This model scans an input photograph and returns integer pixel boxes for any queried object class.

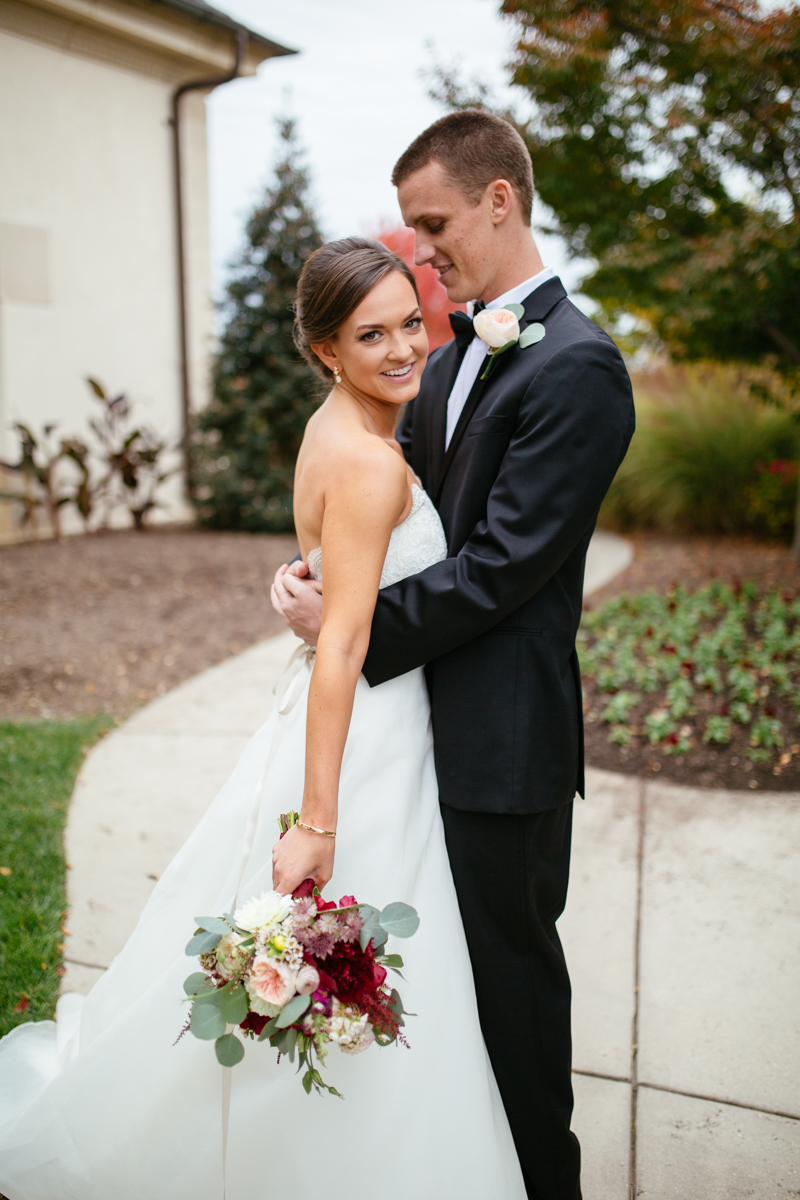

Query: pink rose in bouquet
[249,955,296,1008]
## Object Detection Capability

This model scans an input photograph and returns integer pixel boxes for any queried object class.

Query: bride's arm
[271,448,408,895]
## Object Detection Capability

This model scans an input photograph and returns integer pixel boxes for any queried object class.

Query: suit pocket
[467,415,511,437]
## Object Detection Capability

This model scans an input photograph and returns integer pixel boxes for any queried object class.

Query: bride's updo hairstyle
[293,237,420,381]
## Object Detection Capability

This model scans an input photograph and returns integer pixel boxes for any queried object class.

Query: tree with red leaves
[378,226,461,350]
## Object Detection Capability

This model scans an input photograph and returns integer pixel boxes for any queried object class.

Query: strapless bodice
[307,484,447,589]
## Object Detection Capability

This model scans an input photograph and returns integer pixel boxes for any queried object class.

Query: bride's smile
[311,270,427,411]
[380,362,415,380]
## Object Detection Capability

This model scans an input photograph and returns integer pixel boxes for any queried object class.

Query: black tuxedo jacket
[361,277,635,814]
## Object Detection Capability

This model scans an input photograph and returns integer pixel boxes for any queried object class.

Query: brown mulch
[583,530,800,792]
[3,522,800,792]
[586,530,800,608]
[0,526,297,722]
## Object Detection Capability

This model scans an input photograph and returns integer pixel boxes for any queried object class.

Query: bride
[0,238,526,1200]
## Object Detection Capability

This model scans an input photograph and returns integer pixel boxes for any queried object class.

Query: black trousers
[439,801,581,1200]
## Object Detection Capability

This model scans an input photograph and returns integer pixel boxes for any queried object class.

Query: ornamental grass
[600,364,800,539]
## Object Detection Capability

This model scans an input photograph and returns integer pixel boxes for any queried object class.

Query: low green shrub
[579,582,800,772]
[601,364,800,538]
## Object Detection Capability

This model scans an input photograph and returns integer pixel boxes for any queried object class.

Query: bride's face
[315,272,428,407]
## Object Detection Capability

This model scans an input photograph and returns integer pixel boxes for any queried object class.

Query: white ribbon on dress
[273,642,316,714]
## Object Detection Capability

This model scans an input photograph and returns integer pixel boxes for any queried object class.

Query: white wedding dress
[0,485,526,1200]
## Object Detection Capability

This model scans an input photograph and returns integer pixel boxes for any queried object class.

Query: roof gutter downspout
[170,29,248,499]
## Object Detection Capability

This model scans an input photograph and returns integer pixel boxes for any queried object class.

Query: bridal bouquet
[179,812,419,1096]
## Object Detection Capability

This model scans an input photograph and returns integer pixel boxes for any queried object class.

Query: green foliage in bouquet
[194,119,324,532]
[579,581,800,770]
[179,811,420,1097]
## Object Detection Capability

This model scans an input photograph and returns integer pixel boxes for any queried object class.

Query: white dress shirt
[444,266,555,449]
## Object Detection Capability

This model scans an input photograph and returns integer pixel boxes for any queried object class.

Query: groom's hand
[270,561,323,646]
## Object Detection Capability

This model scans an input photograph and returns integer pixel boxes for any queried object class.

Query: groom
[272,110,634,1200]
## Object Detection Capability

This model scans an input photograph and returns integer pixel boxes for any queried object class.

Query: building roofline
[150,0,296,58]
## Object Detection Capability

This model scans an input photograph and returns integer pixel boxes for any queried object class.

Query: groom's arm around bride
[274,111,634,1200]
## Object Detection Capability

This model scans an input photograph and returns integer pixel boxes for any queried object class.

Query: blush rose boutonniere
[473,303,546,380]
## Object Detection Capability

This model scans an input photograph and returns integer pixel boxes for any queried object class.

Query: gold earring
[333,365,342,384]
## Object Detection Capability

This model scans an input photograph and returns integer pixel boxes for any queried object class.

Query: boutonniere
[474,304,546,380]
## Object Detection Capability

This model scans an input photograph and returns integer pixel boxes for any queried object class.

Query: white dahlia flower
[234,890,295,934]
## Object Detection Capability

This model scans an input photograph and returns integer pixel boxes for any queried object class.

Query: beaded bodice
[307,484,447,589]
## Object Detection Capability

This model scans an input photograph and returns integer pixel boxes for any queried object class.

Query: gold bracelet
[297,820,336,838]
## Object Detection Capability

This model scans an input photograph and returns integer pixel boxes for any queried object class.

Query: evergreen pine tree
[195,119,324,531]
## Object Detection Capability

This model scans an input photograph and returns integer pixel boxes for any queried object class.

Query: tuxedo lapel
[433,278,568,504]
[434,356,492,504]
[522,275,567,322]
[427,333,466,490]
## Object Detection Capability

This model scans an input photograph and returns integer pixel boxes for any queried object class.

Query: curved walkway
[60,531,800,1198]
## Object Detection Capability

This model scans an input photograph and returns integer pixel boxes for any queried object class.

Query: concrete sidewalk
[60,530,800,1196]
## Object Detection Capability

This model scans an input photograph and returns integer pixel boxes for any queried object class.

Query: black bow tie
[448,302,486,352]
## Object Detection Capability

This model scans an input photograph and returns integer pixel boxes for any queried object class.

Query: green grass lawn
[0,717,111,1038]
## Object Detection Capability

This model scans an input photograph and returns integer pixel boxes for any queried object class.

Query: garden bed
[580,579,800,791]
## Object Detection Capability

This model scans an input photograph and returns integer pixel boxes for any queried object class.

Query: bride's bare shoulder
[332,427,407,503]
[303,414,406,496]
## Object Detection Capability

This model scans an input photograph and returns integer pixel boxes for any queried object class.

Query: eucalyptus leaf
[258,1015,281,1041]
[273,1028,291,1054]
[192,988,224,1008]
[379,902,420,939]
[221,912,248,934]
[275,993,311,1028]
[389,987,415,1019]
[519,322,546,348]
[215,1032,245,1067]
[193,916,234,936]
[378,954,404,969]
[218,984,249,1026]
[284,1026,298,1062]
[193,979,232,1006]
[358,904,383,951]
[189,1000,226,1040]
[370,924,389,952]
[183,972,211,996]
[504,302,525,319]
[185,930,222,957]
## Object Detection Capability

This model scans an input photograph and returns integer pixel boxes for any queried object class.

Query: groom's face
[397,160,498,304]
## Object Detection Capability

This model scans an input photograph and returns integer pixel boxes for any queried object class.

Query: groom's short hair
[392,110,534,224]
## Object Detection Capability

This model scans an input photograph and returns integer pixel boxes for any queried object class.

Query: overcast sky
[206,0,585,303]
